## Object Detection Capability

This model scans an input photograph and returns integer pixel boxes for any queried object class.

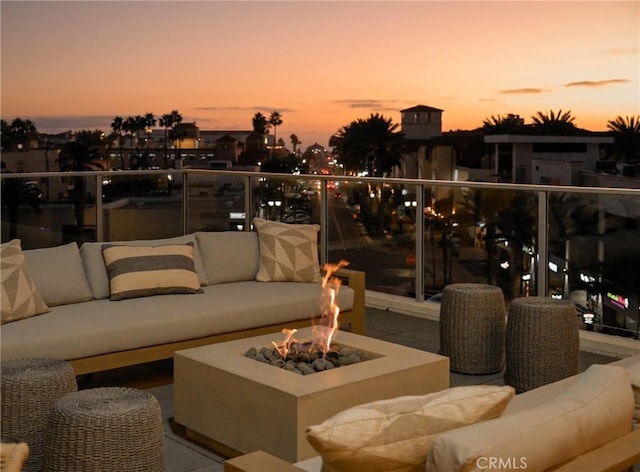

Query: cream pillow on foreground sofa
[426,364,634,472]
[305,385,515,472]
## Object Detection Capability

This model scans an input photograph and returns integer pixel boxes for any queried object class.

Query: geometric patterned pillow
[102,242,203,301]
[1,239,50,324]
[253,217,322,283]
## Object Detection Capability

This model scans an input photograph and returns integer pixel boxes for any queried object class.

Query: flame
[313,260,349,354]
[273,260,349,358]
[272,328,298,358]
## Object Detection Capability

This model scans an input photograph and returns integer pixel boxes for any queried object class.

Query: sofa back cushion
[1,239,50,323]
[80,234,208,299]
[196,231,259,284]
[23,242,93,306]
[426,364,634,472]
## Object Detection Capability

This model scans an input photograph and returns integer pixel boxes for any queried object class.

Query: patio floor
[78,307,621,472]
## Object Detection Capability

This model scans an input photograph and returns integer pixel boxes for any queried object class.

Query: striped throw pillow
[102,243,202,301]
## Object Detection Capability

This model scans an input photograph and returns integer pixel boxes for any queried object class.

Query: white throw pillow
[1,239,50,323]
[306,385,515,472]
[426,364,634,472]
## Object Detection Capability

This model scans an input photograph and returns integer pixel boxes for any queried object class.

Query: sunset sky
[1,1,638,149]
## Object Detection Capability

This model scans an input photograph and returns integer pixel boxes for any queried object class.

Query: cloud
[331,99,411,112]
[498,88,551,95]
[19,115,114,133]
[192,106,296,113]
[564,79,630,87]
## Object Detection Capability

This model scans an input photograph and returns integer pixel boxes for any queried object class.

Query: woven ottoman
[45,387,166,472]
[439,283,506,374]
[0,358,77,472]
[505,296,580,393]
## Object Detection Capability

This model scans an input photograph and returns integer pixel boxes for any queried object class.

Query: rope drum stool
[439,283,506,374]
[0,358,77,472]
[505,297,579,393]
[45,387,166,472]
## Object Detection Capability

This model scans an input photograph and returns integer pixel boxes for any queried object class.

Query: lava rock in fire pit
[245,343,369,375]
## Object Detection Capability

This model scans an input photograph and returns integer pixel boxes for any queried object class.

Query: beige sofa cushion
[1,239,50,323]
[81,234,208,299]
[426,364,634,472]
[196,231,259,284]
[24,242,93,306]
[306,385,515,472]
[253,218,321,283]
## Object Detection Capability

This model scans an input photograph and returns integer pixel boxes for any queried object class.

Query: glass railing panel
[439,186,540,302]
[100,171,183,241]
[185,171,247,232]
[548,190,640,339]
[327,180,418,297]
[1,173,97,248]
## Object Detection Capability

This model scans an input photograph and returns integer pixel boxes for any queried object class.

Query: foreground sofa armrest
[551,428,640,472]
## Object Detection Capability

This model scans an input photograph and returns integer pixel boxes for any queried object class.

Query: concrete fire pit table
[174,327,449,463]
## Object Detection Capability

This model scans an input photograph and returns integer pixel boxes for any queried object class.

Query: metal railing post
[95,174,103,242]
[320,180,329,266]
[244,175,252,231]
[537,191,549,297]
[415,184,425,302]
[182,170,189,235]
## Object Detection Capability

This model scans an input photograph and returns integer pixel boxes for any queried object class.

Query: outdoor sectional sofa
[226,353,640,472]
[1,221,365,375]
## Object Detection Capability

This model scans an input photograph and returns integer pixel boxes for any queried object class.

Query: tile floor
[81,308,621,472]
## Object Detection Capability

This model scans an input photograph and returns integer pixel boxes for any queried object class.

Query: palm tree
[482,114,525,134]
[290,133,300,154]
[268,111,283,157]
[110,116,125,168]
[122,116,137,167]
[531,109,577,135]
[57,131,103,236]
[332,113,405,177]
[1,118,38,151]
[252,112,268,135]
[606,115,640,163]
[159,110,182,168]
[143,112,156,167]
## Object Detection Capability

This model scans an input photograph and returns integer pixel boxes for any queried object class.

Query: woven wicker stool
[505,297,580,393]
[1,358,77,472]
[439,283,506,374]
[45,387,166,472]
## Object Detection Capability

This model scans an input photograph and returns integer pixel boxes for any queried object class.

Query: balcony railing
[2,168,640,340]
